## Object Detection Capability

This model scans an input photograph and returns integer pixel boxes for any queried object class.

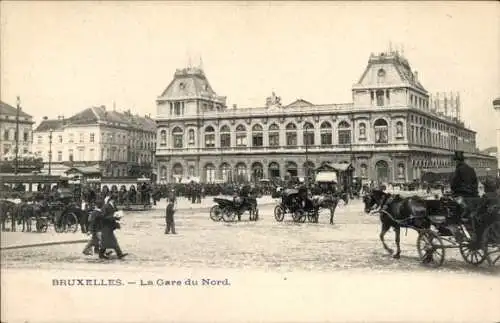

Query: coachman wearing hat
[449,150,479,240]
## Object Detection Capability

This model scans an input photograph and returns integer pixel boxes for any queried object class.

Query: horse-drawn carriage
[209,195,259,222]
[363,189,499,267]
[274,188,317,223]
[416,194,500,267]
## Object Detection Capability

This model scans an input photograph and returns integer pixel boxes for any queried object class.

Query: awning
[315,162,354,172]
[315,171,338,183]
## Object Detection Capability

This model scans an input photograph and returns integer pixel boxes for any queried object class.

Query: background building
[155,51,497,184]
[0,100,35,160]
[494,97,500,175]
[33,106,156,177]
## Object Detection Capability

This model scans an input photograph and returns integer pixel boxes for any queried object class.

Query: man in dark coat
[83,199,106,257]
[165,201,176,234]
[449,151,479,240]
[99,197,128,259]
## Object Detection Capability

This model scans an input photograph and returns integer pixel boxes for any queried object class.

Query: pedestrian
[82,199,106,257]
[165,200,176,234]
[99,197,128,259]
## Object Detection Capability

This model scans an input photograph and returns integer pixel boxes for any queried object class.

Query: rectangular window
[3,130,8,141]
[174,102,181,116]
[338,130,351,145]
[286,133,297,146]
[23,132,29,142]
[269,133,279,147]
[236,133,247,147]
[68,149,74,162]
[221,134,231,148]
[321,133,332,145]
[58,135,63,143]
[252,134,263,147]
[79,133,84,143]
[205,134,215,148]
[57,151,62,161]
[37,136,43,144]
[174,135,183,148]
[90,133,95,143]
[68,134,74,143]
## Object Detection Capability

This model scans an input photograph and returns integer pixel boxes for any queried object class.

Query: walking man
[165,201,176,234]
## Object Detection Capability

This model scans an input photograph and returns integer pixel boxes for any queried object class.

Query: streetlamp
[14,96,21,175]
[48,128,53,175]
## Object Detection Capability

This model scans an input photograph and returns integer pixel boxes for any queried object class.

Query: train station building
[155,50,497,184]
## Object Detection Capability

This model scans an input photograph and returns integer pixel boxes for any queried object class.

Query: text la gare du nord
[52,278,231,287]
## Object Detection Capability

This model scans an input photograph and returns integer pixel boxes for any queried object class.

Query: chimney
[414,71,418,82]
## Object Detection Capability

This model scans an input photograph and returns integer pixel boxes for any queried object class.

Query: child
[165,201,176,234]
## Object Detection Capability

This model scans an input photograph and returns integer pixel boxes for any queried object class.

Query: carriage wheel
[459,240,487,266]
[210,205,223,222]
[274,206,285,222]
[36,219,44,233]
[66,213,79,233]
[483,220,500,266]
[54,217,65,233]
[222,208,236,222]
[417,230,445,268]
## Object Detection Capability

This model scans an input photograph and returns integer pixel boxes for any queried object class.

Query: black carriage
[416,194,500,267]
[274,188,317,223]
[210,189,259,222]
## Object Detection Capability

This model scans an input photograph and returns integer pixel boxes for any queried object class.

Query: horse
[0,200,17,231]
[311,194,340,224]
[362,189,431,259]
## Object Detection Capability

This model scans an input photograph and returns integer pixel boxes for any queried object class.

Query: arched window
[235,162,248,183]
[188,165,195,177]
[251,162,264,182]
[236,124,247,147]
[160,130,167,146]
[268,123,280,147]
[320,121,332,145]
[172,127,184,148]
[337,121,351,145]
[395,121,404,138]
[204,125,215,148]
[204,163,216,183]
[252,124,263,147]
[303,122,315,146]
[220,125,231,148]
[286,123,297,146]
[374,119,388,144]
[268,162,280,179]
[3,130,9,141]
[359,123,367,140]
[220,163,231,183]
[376,90,385,106]
[188,129,195,145]
[285,161,298,177]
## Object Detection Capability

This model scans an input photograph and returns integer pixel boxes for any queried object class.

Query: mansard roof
[355,51,427,92]
[34,106,156,132]
[0,100,33,118]
[158,67,227,105]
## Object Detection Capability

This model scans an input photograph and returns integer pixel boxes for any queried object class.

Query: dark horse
[0,200,17,231]
[363,189,431,259]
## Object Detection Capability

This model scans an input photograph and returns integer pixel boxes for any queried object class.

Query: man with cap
[449,150,479,240]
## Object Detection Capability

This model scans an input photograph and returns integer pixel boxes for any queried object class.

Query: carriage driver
[449,150,479,239]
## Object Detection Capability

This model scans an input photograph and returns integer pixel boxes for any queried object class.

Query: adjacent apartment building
[32,106,156,177]
[0,100,35,161]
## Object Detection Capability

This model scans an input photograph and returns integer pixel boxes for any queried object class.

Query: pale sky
[1,1,499,149]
